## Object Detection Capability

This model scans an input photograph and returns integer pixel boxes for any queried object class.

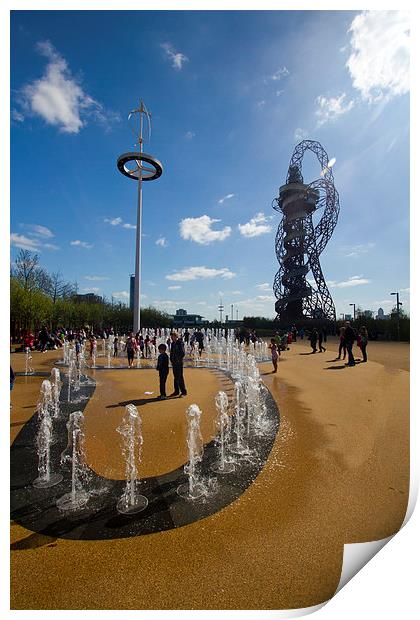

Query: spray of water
[57,411,90,511]
[116,404,148,514]
[33,380,63,488]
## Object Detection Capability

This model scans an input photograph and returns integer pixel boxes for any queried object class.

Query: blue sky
[10,9,410,320]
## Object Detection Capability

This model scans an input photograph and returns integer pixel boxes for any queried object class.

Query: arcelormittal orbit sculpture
[273,140,340,322]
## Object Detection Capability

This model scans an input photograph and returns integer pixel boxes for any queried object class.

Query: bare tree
[11,250,40,291]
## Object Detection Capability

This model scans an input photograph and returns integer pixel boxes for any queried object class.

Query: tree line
[10,250,172,340]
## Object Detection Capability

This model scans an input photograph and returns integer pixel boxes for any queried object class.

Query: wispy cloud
[180,215,231,245]
[185,131,195,139]
[112,291,129,300]
[82,286,100,293]
[16,40,119,133]
[70,240,93,249]
[315,93,355,126]
[265,66,289,82]
[104,217,136,230]
[217,193,235,205]
[256,100,266,109]
[156,237,169,248]
[256,282,271,291]
[168,285,181,290]
[294,127,309,142]
[340,242,375,258]
[85,275,109,281]
[12,109,25,122]
[11,229,59,251]
[166,266,235,282]
[346,11,409,103]
[238,213,272,238]
[161,42,189,70]
[328,275,371,288]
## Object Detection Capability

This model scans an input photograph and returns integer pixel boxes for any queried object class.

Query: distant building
[129,274,135,311]
[376,307,389,320]
[172,309,207,328]
[73,293,103,304]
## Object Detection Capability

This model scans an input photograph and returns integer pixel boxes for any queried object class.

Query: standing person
[274,331,282,354]
[269,338,279,373]
[139,335,145,358]
[358,326,369,363]
[336,326,347,360]
[310,329,318,354]
[89,335,97,359]
[322,326,328,343]
[145,334,151,358]
[299,327,305,340]
[195,329,204,357]
[38,326,49,352]
[344,321,356,367]
[113,336,119,358]
[184,329,190,345]
[156,343,169,399]
[169,332,187,397]
[291,325,297,342]
[318,329,326,352]
[125,333,137,368]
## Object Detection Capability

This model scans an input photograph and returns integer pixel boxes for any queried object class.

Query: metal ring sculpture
[117,152,163,181]
[273,140,340,322]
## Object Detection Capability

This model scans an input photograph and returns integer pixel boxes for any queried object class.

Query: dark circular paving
[10,368,280,541]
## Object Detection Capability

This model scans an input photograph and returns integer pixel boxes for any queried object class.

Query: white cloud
[161,42,189,70]
[257,100,266,109]
[185,131,195,139]
[294,127,309,142]
[217,193,235,205]
[238,213,272,238]
[341,242,375,258]
[315,93,355,126]
[82,287,100,293]
[266,66,289,81]
[18,40,115,134]
[328,275,371,288]
[11,232,58,251]
[256,295,274,302]
[156,237,169,247]
[231,290,242,295]
[168,285,181,290]
[112,291,129,300]
[70,240,93,249]
[400,287,410,294]
[346,11,410,103]
[11,233,41,251]
[104,217,136,230]
[105,217,122,226]
[166,266,235,282]
[85,275,109,281]
[256,282,271,291]
[180,215,231,245]
[276,90,285,97]
[27,224,54,238]
[12,109,25,122]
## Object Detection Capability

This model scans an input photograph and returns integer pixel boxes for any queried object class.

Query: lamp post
[349,303,356,321]
[117,100,163,333]
[390,292,402,341]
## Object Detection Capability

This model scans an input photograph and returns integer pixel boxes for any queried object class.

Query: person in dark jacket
[156,343,169,399]
[310,329,318,353]
[344,322,356,366]
[169,332,187,397]
[318,329,326,352]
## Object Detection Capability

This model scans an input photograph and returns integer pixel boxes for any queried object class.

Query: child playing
[156,343,169,399]
[269,338,279,373]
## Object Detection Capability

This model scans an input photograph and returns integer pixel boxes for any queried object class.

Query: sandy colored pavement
[10,340,409,610]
